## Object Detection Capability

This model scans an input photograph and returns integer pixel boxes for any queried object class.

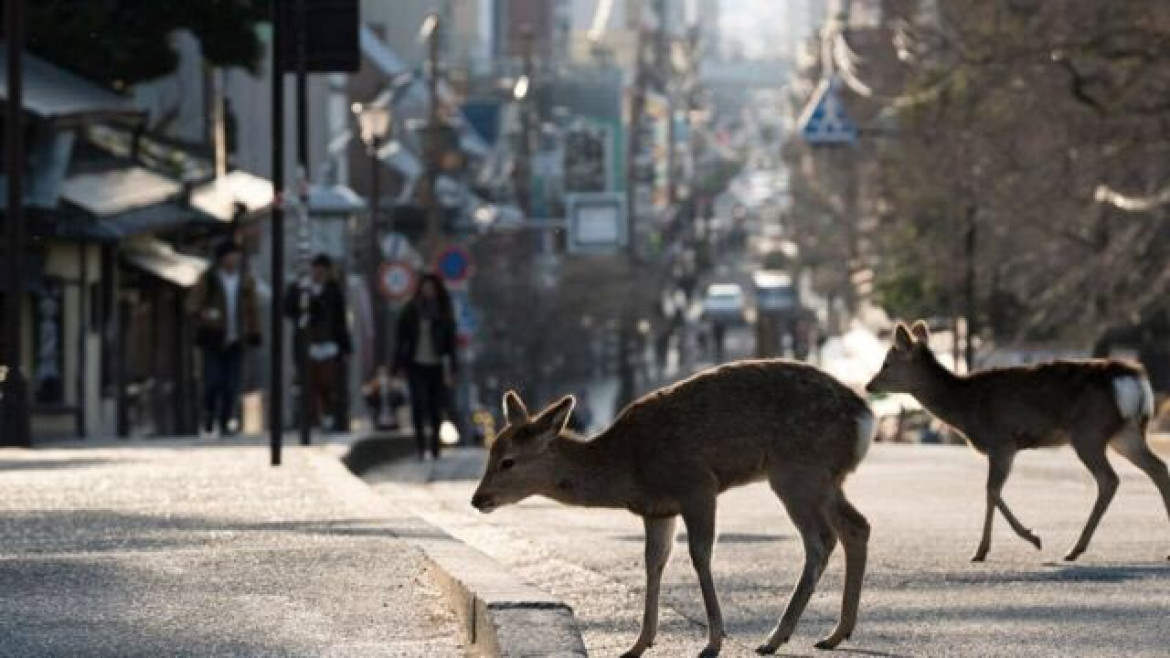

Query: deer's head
[471,391,575,513]
[866,320,934,394]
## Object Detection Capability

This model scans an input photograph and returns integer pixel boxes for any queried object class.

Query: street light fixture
[512,74,530,101]
[352,102,393,234]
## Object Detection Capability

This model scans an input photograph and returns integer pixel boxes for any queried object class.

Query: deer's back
[610,360,871,497]
[960,359,1144,449]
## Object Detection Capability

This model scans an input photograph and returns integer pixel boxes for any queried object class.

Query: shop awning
[121,238,208,288]
[309,184,366,215]
[0,41,142,125]
[190,170,275,222]
[61,167,181,217]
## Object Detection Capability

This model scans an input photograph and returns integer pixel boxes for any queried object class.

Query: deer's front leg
[622,515,678,658]
[682,498,724,657]
[973,449,1015,562]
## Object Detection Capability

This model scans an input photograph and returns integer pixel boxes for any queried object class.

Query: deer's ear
[502,390,529,426]
[910,320,930,343]
[893,324,914,351]
[535,395,575,437]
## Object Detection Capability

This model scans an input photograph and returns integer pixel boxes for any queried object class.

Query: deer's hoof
[815,631,851,650]
[970,553,987,563]
[1025,533,1042,550]
[1063,549,1083,562]
[698,646,721,658]
[755,644,778,655]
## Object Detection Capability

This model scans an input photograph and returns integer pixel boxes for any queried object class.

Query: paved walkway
[0,438,461,657]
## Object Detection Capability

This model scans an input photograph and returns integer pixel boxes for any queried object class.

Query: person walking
[392,273,457,460]
[286,254,351,431]
[190,240,260,437]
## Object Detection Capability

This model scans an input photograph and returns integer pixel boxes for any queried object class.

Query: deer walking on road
[867,320,1170,562]
[470,360,874,657]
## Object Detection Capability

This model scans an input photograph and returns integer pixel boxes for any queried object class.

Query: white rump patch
[1112,375,1154,421]
[855,409,876,463]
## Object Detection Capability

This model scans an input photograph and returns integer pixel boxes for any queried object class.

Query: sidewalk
[0,438,462,657]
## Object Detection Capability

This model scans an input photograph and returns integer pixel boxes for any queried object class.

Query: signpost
[798,75,858,146]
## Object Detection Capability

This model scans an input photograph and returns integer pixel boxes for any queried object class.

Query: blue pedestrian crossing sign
[798,75,857,146]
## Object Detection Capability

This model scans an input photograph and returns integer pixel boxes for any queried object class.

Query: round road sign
[435,245,473,284]
[378,261,416,301]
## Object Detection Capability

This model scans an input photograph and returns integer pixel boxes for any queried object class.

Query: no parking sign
[435,245,473,285]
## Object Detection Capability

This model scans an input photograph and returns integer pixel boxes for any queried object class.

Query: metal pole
[618,17,647,411]
[270,0,286,465]
[370,135,383,366]
[3,0,30,447]
[963,205,977,372]
[423,14,443,262]
[295,0,312,446]
[515,24,534,218]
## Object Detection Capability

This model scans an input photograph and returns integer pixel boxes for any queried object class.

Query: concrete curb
[320,435,587,657]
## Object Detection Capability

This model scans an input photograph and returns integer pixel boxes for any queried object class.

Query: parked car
[701,283,747,325]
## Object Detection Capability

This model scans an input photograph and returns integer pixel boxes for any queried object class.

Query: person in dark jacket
[286,254,352,430]
[189,240,261,437]
[393,273,457,460]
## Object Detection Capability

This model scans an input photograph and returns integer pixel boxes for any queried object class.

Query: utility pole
[618,9,652,410]
[514,24,534,218]
[654,0,675,206]
[963,203,977,372]
[2,0,30,447]
[269,0,286,466]
[294,0,313,445]
[423,13,444,262]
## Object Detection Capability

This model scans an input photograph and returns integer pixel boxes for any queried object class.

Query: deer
[470,359,875,657]
[867,320,1170,563]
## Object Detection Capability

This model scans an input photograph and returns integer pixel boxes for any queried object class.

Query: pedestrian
[286,254,351,431]
[712,320,727,363]
[393,273,457,460]
[190,240,260,437]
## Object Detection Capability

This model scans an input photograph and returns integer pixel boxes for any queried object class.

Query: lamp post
[419,12,443,261]
[351,102,392,365]
[351,103,392,266]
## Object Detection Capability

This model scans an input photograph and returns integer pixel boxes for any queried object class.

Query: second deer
[867,320,1170,562]
[471,360,874,657]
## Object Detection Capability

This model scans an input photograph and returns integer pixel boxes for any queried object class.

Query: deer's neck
[544,434,636,510]
[911,354,974,432]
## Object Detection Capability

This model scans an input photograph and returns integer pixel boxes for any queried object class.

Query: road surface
[369,442,1170,657]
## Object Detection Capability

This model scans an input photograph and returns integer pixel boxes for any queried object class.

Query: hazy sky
[719,0,790,58]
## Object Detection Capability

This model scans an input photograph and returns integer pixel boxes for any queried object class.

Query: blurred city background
[1,0,1169,449]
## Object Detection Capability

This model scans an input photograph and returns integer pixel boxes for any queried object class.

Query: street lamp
[351,102,392,266]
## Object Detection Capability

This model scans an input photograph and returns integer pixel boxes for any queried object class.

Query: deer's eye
[500,458,515,471]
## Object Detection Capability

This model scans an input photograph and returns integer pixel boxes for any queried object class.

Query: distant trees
[786,0,1170,348]
[27,0,270,90]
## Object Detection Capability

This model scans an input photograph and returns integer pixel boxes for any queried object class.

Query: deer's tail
[851,406,876,468]
[1112,373,1154,429]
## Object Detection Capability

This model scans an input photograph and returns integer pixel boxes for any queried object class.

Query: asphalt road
[369,442,1170,657]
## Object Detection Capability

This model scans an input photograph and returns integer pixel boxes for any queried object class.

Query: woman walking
[393,274,457,460]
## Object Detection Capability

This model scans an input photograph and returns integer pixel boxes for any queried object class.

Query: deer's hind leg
[756,467,835,655]
[1065,434,1119,561]
[816,489,870,650]
[1110,425,1170,559]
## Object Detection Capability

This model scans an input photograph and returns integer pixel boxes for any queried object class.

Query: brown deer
[470,360,874,657]
[867,320,1170,562]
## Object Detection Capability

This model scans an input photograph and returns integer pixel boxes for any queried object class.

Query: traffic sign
[435,245,474,284]
[798,75,857,146]
[377,261,416,301]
